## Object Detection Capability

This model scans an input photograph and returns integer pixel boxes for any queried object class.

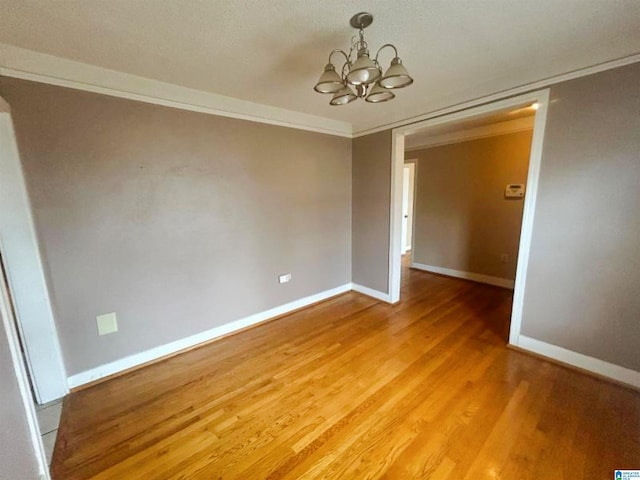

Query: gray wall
[0,309,40,480]
[0,77,352,376]
[521,63,640,371]
[352,131,391,293]
[409,131,532,280]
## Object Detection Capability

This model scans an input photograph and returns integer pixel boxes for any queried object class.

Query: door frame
[0,242,51,479]
[0,96,68,403]
[388,89,550,346]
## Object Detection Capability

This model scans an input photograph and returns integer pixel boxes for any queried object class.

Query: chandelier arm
[374,43,399,66]
[341,61,350,80]
[328,49,351,67]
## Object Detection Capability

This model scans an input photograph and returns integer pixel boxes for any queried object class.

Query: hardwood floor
[52,262,640,479]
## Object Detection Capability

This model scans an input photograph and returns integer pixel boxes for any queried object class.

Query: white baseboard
[515,335,640,389]
[411,262,515,289]
[351,283,391,302]
[67,283,352,389]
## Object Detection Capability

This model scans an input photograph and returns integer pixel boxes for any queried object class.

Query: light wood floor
[52,262,640,479]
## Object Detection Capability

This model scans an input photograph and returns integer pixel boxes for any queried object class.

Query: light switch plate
[96,312,118,336]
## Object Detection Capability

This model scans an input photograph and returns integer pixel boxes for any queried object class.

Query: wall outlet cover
[97,312,118,336]
[278,273,292,284]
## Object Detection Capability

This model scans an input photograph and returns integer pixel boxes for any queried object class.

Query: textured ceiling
[0,0,639,133]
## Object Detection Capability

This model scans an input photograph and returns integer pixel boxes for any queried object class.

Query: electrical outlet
[278,273,292,284]
[500,254,510,264]
[96,312,118,336]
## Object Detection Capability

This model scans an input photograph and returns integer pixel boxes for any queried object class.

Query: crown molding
[1,43,638,140]
[0,43,353,138]
[405,116,534,151]
[354,52,640,138]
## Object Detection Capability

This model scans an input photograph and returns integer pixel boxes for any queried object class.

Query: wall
[0,308,40,480]
[520,62,640,372]
[352,131,391,294]
[351,61,640,374]
[0,77,352,377]
[408,131,532,281]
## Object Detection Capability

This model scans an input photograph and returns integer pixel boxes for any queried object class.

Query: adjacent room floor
[51,262,640,479]
[36,399,63,465]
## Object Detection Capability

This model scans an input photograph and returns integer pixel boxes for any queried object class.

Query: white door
[401,164,416,254]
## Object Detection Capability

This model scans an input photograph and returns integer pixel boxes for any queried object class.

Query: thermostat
[505,184,525,198]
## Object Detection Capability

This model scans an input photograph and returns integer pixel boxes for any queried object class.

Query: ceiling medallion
[313,12,414,106]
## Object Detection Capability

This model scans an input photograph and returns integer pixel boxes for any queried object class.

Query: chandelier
[313,12,414,105]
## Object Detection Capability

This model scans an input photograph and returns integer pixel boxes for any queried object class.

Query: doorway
[388,90,550,345]
[401,162,416,255]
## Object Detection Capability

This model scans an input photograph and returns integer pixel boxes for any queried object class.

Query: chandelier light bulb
[346,50,381,86]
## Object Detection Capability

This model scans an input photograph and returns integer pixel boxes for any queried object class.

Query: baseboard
[350,283,391,302]
[514,335,640,390]
[411,262,515,289]
[67,283,351,389]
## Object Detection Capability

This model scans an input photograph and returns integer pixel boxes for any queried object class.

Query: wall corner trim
[67,283,352,389]
[514,335,640,390]
[0,43,353,138]
[351,283,392,302]
[411,262,515,289]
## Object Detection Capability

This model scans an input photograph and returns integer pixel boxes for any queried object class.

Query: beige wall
[351,61,640,373]
[521,62,640,371]
[0,77,352,376]
[408,131,532,280]
[0,308,40,480]
[352,131,391,293]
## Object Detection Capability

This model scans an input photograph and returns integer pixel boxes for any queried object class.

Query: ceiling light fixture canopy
[313,12,414,106]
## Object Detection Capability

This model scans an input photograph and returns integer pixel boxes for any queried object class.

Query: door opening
[401,162,416,255]
[389,90,550,346]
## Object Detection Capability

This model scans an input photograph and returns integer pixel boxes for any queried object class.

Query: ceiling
[0,1,638,134]
[405,104,535,150]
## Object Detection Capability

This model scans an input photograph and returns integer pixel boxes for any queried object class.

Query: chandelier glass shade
[330,85,358,106]
[313,12,413,106]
